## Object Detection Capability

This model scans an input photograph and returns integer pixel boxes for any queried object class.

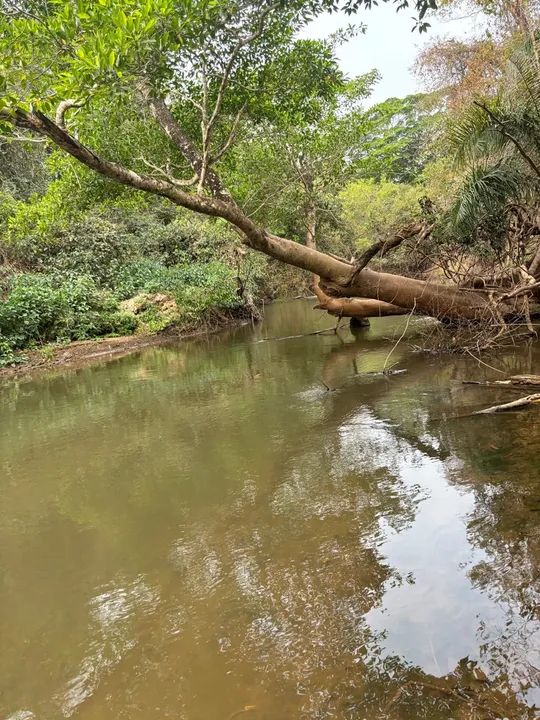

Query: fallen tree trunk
[322,268,501,321]
[313,285,407,318]
[5,106,540,326]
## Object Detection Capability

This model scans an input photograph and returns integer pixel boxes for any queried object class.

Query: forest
[1,0,540,365]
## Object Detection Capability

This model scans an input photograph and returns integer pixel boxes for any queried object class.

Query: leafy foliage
[355,94,437,183]
[0,273,137,365]
[0,192,264,365]
[445,34,540,243]
[340,178,424,250]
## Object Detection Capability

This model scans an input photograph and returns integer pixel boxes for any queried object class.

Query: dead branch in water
[462,380,533,391]
[504,374,540,385]
[253,327,336,343]
[472,393,540,415]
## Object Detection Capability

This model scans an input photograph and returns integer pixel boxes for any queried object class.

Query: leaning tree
[1,0,539,326]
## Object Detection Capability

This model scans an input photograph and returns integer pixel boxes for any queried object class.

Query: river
[1,299,540,719]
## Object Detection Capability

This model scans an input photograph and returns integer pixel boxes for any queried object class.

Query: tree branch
[140,86,229,199]
[2,107,233,219]
[211,103,246,163]
[55,99,82,129]
[137,156,198,187]
[206,4,277,137]
[348,222,431,285]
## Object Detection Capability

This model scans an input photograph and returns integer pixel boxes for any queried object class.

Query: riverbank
[0,311,253,380]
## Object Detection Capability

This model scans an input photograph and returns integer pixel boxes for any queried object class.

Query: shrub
[112,260,241,312]
[5,214,134,286]
[0,273,135,365]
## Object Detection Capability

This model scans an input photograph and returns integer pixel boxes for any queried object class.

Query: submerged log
[507,374,540,385]
[473,393,540,414]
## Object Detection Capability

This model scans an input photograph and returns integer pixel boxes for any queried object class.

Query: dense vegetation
[0,163,267,365]
[2,0,540,365]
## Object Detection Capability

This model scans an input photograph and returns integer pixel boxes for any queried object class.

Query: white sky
[300,4,488,104]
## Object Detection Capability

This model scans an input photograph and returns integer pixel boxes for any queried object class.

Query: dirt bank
[0,315,252,381]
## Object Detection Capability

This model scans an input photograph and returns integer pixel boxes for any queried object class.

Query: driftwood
[505,374,540,385]
[462,380,534,391]
[451,376,540,417]
[472,392,540,414]
[463,374,540,390]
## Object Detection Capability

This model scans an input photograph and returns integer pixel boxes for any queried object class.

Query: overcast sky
[300,4,488,105]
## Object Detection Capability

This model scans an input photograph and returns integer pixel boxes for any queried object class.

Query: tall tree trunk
[305,194,318,289]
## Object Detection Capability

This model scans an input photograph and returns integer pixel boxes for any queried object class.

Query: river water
[1,299,540,720]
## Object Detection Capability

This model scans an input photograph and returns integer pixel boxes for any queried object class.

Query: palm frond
[450,160,528,237]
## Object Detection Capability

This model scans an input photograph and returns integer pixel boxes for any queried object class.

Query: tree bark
[325,267,496,320]
[305,194,318,288]
[314,285,407,318]
[305,197,316,252]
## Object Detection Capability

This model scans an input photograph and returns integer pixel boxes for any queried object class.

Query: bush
[112,259,241,313]
[5,214,134,286]
[0,273,136,365]
[0,189,264,367]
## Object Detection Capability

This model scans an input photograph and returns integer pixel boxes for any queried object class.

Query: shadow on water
[1,299,540,719]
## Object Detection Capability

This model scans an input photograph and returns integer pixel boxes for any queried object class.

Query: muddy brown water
[1,299,540,719]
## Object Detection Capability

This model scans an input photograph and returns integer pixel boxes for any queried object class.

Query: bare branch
[498,279,540,300]
[138,83,229,199]
[137,156,198,187]
[348,222,432,286]
[0,133,46,144]
[211,103,246,163]
[55,99,83,129]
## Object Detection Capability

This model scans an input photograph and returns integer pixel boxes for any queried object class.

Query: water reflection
[1,301,540,719]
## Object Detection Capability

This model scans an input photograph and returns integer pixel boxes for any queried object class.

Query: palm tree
[448,33,540,254]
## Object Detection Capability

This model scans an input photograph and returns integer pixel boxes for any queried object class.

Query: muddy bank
[0,314,252,381]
